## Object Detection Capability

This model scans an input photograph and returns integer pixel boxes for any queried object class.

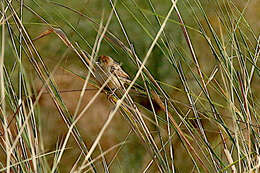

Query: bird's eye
[97,56,104,63]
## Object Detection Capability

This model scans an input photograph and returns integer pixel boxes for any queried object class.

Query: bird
[94,55,161,113]
[94,55,131,90]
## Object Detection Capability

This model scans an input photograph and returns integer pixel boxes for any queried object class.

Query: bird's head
[97,55,114,67]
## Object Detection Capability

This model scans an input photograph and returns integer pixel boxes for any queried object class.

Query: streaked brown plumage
[95,55,131,89]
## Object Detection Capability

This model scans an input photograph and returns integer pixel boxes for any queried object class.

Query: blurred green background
[2,0,260,172]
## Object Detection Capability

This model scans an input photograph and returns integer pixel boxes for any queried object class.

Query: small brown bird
[95,55,131,90]
[94,55,161,113]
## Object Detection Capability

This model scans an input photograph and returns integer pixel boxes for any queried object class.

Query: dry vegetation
[0,0,259,172]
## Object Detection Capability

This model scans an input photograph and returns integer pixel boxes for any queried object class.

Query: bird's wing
[115,68,130,80]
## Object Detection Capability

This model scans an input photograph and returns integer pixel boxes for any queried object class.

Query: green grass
[0,0,259,172]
